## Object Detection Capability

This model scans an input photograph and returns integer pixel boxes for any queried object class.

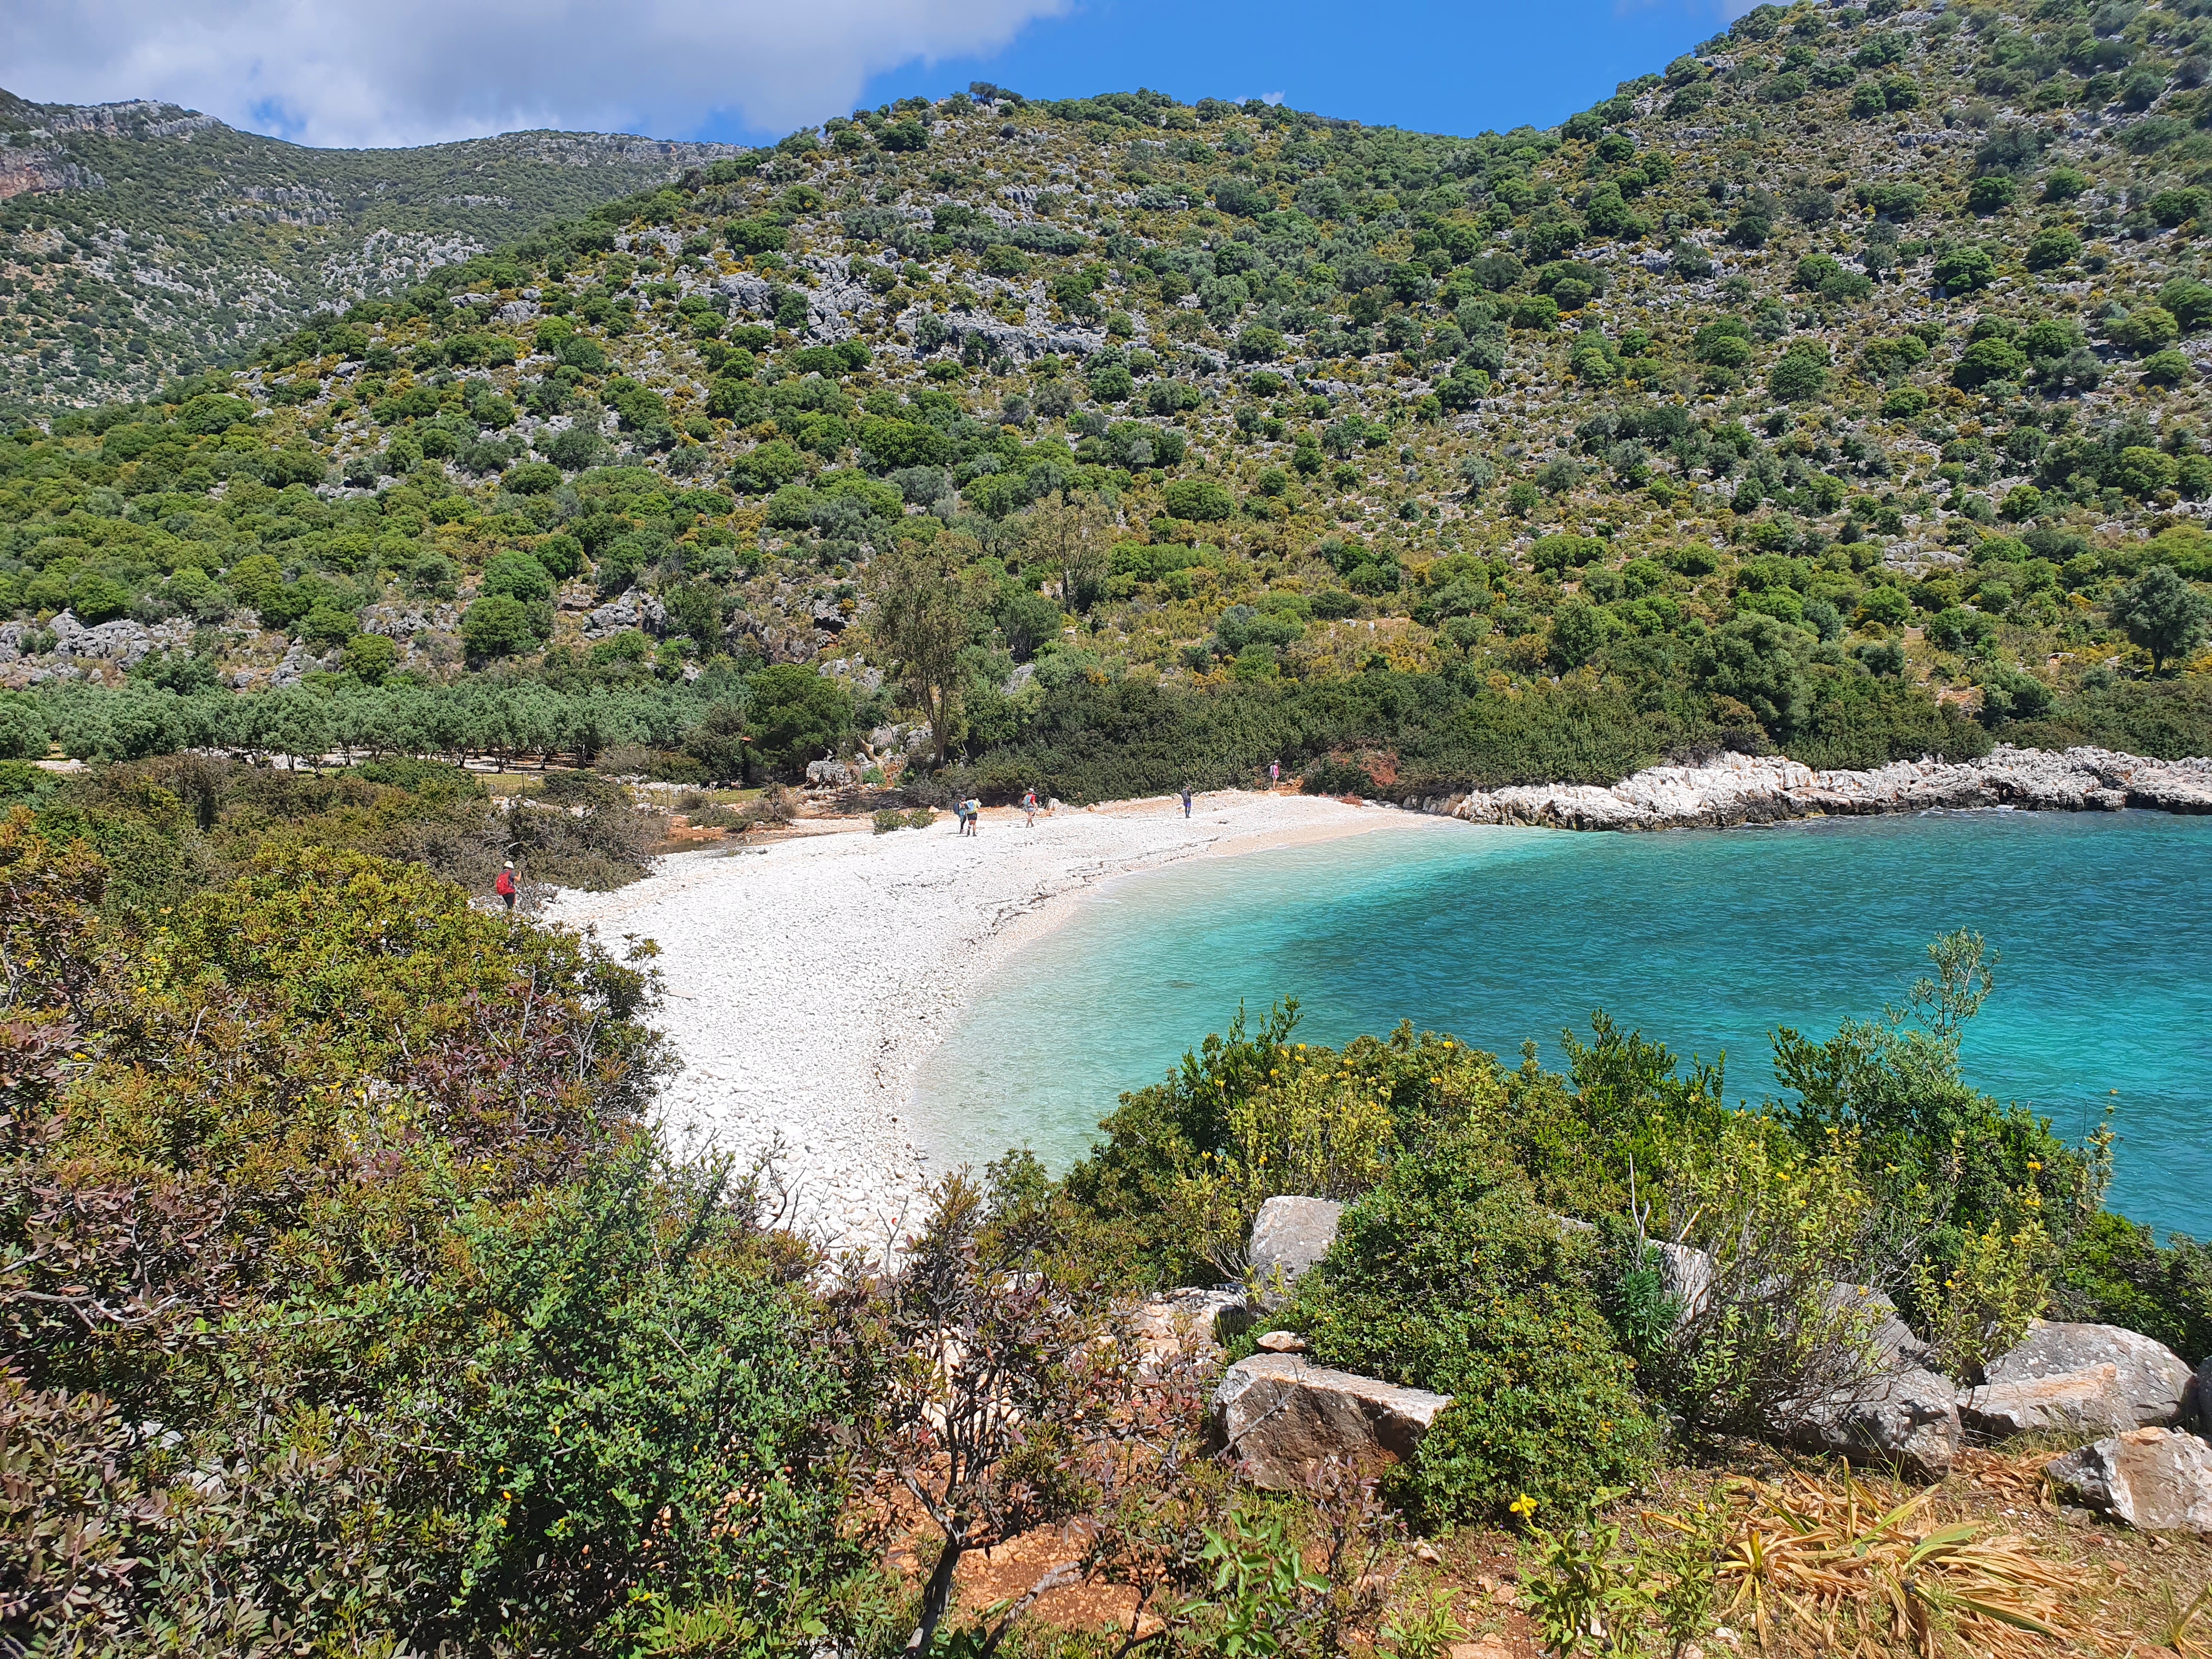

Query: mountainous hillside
[0,89,740,410]
[4,0,2212,797]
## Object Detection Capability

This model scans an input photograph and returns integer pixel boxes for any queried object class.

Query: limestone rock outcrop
[1424,747,2212,832]
[1210,1353,1452,1489]
[1248,1196,1343,1310]
[2047,1428,2212,1534]
[582,589,668,640]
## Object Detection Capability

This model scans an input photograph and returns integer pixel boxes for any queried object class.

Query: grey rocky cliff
[1415,747,2212,832]
[583,590,668,640]
[0,611,193,669]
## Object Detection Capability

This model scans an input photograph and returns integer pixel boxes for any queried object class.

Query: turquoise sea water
[910,810,2212,1239]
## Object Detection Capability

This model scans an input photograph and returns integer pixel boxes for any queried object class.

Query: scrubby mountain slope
[4,0,2212,796]
[0,89,740,410]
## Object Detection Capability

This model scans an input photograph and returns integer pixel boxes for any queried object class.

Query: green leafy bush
[2053,1212,2212,1363]
[1284,1131,1660,1525]
[0,823,858,1655]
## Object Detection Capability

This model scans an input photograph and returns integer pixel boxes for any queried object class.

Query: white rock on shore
[1421,746,2212,832]
[543,792,1438,1256]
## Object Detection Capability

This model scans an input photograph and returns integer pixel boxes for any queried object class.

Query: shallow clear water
[911,810,2212,1239]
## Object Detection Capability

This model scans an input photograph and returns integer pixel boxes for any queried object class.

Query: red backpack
[495,869,515,896]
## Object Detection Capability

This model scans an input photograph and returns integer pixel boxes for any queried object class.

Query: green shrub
[2053,1211,2212,1363]
[0,825,857,1655]
[1161,478,1236,521]
[460,594,541,658]
[482,548,556,604]
[748,663,853,778]
[1284,1130,1660,1525]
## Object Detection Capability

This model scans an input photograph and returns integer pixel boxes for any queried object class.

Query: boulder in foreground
[1981,1321,2192,1429]
[1248,1195,1344,1310]
[1210,1353,1452,1489]
[1782,1364,1962,1480]
[2047,1428,2212,1535]
[1962,1364,2136,1440]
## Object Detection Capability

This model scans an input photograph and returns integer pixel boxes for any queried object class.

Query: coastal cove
[913,808,2212,1240]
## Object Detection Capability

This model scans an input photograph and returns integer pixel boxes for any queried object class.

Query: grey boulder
[1248,1196,1343,1310]
[2047,1427,2212,1534]
[1962,1365,2136,1440]
[2198,1355,2212,1435]
[1210,1353,1452,1489]
[1782,1363,1962,1480]
[1980,1322,2192,1429]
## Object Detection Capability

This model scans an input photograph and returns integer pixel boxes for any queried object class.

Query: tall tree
[1022,487,1111,613]
[869,538,981,769]
[2110,563,2212,675]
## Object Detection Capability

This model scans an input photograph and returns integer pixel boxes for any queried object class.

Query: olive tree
[2110,564,2212,675]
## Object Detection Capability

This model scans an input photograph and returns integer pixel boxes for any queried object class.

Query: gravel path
[545,791,1436,1255]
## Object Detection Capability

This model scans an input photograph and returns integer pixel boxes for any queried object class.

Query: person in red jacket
[495,860,517,913]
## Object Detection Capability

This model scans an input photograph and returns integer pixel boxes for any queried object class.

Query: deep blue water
[911,810,2212,1239]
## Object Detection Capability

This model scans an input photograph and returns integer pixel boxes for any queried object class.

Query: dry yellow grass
[1677,1470,2075,1658]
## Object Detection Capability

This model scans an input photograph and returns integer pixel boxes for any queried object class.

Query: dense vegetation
[1060,949,2209,1529]
[0,87,738,413]
[0,808,871,1654]
[14,757,2205,1654]
[8,12,2211,1647]
[5,0,2212,804]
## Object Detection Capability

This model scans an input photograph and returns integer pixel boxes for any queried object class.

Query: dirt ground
[902,1442,2211,1659]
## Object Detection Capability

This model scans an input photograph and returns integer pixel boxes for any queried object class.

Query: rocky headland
[1420,746,2212,832]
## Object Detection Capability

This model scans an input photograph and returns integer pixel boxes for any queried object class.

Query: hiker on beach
[1181,786,1193,818]
[962,798,981,836]
[1022,788,1039,827]
[495,860,517,913]
[1269,759,1280,788]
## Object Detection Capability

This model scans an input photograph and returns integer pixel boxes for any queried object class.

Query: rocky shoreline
[1416,746,2212,833]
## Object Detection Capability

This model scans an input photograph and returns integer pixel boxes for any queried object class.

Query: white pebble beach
[544,790,1447,1254]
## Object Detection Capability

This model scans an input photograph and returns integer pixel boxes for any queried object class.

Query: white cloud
[4,0,1073,147]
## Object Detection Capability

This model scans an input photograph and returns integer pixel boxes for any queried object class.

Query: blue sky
[826,0,1743,143]
[16,0,1753,151]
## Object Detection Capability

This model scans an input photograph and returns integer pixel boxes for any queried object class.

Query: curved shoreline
[542,792,1447,1253]
[1417,745,2212,833]
[545,745,2209,1254]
